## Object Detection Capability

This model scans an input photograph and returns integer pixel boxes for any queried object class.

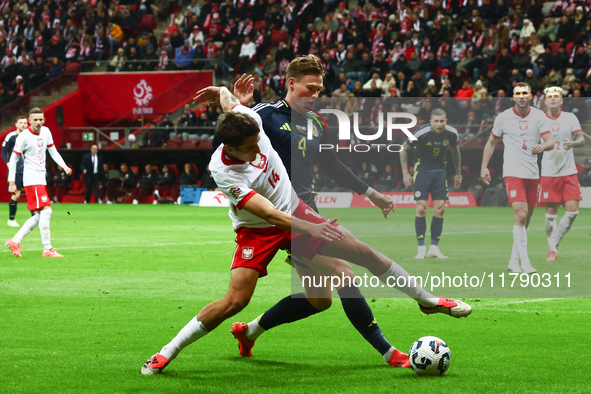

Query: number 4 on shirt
[268,170,280,188]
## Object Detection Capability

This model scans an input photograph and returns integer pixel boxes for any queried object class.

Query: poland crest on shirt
[12,126,54,187]
[492,106,550,179]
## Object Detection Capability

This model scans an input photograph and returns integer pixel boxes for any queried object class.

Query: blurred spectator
[312,164,326,192]
[52,165,70,203]
[48,58,63,80]
[174,40,195,69]
[142,124,167,148]
[481,178,509,206]
[133,164,157,204]
[200,165,218,191]
[194,112,215,138]
[155,164,177,200]
[158,114,174,140]
[580,159,591,187]
[374,164,399,192]
[107,48,126,72]
[239,36,256,61]
[179,163,199,186]
[356,162,376,186]
[107,162,135,204]
[157,50,169,71]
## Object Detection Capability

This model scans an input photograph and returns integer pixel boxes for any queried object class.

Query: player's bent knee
[308,297,332,311]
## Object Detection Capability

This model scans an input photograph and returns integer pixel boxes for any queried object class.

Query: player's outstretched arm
[47,146,71,175]
[451,145,462,189]
[242,193,344,241]
[563,132,585,150]
[400,141,412,187]
[7,150,19,193]
[532,132,554,154]
[481,133,498,185]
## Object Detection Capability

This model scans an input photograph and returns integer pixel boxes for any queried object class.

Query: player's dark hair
[29,107,43,117]
[16,115,27,122]
[431,108,446,118]
[514,82,531,93]
[285,55,325,81]
[216,111,260,149]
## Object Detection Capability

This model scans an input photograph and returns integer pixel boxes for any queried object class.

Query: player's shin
[338,285,393,358]
[415,217,426,246]
[545,214,558,252]
[554,211,578,246]
[257,293,321,334]
[430,217,443,246]
[377,259,438,307]
[40,208,52,252]
[13,213,40,243]
[160,317,209,361]
[9,200,17,220]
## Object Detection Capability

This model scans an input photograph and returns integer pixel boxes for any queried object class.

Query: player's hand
[368,192,395,218]
[562,138,572,150]
[309,219,344,241]
[481,167,491,185]
[64,167,72,176]
[233,73,254,106]
[403,172,412,188]
[83,169,87,174]
[454,174,462,189]
[192,86,221,107]
[531,144,544,155]
[8,182,16,193]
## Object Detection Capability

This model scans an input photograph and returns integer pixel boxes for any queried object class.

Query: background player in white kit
[5,108,72,258]
[481,82,554,274]
[539,87,585,261]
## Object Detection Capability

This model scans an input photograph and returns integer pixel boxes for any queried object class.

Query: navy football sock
[9,200,17,220]
[258,293,321,330]
[415,216,426,246]
[338,285,392,356]
[431,216,443,246]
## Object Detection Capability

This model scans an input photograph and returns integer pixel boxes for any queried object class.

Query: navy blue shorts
[413,169,448,201]
[7,173,23,191]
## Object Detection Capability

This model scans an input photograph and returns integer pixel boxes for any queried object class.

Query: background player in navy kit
[1,115,28,227]
[400,108,462,259]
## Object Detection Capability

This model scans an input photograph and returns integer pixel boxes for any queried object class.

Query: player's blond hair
[285,55,325,81]
[544,86,564,97]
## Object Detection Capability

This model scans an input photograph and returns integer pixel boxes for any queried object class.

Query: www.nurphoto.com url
[301,272,572,291]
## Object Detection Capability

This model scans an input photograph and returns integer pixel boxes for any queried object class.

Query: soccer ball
[128,134,136,142]
[409,336,451,376]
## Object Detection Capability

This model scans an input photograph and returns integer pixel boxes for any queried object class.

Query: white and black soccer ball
[409,336,451,376]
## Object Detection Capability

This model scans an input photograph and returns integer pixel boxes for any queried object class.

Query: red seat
[199,139,213,149]
[549,42,560,56]
[168,164,179,179]
[182,139,200,149]
[565,42,574,54]
[254,20,266,32]
[271,30,287,46]
[141,14,157,30]
[165,139,182,149]
[131,165,139,177]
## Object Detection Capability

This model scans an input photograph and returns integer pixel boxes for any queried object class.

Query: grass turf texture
[1,204,590,393]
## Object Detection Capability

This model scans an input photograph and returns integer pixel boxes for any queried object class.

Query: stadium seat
[190,164,200,178]
[271,30,287,46]
[131,165,139,177]
[168,164,179,179]
[140,14,157,30]
[199,139,213,149]
[549,42,560,56]
[165,139,182,149]
[254,20,266,32]
[565,42,574,54]
[152,165,159,174]
[182,139,200,149]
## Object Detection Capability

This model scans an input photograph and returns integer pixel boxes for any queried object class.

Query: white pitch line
[0,240,234,253]
[474,298,591,314]
[357,226,591,238]
[477,307,591,314]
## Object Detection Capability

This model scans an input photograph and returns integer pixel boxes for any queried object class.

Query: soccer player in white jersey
[539,87,585,261]
[481,82,554,274]
[5,107,72,258]
[141,87,471,375]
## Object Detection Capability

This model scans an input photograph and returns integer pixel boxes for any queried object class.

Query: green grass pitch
[1,204,590,393]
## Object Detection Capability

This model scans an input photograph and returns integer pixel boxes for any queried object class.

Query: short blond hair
[544,86,564,96]
[285,55,325,81]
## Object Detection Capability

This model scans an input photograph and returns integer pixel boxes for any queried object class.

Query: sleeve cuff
[13,151,21,155]
[236,190,257,210]
[230,104,241,111]
[573,129,582,134]
[48,143,55,147]
[492,133,502,139]
[540,131,550,136]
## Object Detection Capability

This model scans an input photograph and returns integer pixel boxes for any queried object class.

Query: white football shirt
[12,126,54,186]
[492,106,551,179]
[540,110,582,177]
[209,105,297,231]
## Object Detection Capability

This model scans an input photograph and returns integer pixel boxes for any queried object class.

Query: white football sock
[513,225,529,263]
[40,208,52,252]
[377,261,438,307]
[511,239,519,260]
[160,317,208,361]
[13,213,40,244]
[554,211,578,247]
[545,214,558,252]
[383,346,397,363]
[245,317,266,340]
